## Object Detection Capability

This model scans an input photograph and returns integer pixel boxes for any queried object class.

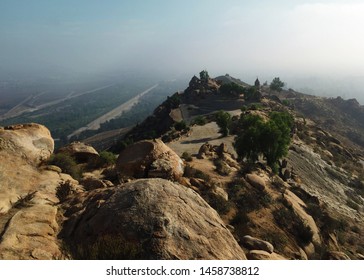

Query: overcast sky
[1,0,364,97]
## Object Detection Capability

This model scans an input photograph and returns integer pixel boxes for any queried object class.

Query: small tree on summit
[199,70,209,82]
[270,77,285,92]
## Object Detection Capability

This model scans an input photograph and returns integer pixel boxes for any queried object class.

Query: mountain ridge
[0,72,363,260]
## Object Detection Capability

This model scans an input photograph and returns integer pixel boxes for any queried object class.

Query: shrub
[12,191,36,209]
[174,120,188,131]
[231,208,250,225]
[249,103,264,110]
[89,151,117,169]
[240,105,248,112]
[181,151,193,162]
[282,100,291,106]
[192,116,207,126]
[215,110,232,136]
[234,111,294,173]
[273,207,313,246]
[244,87,261,101]
[48,153,82,180]
[56,180,73,203]
[219,82,245,97]
[204,193,232,215]
[214,159,231,176]
[67,234,143,260]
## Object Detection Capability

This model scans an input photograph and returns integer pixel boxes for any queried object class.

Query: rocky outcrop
[0,123,76,259]
[61,178,246,260]
[0,169,75,259]
[58,141,99,163]
[283,190,321,247]
[116,139,184,181]
[246,173,266,191]
[197,142,214,159]
[326,251,351,260]
[0,123,54,164]
[241,235,274,253]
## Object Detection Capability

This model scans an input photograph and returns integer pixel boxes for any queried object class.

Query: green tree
[219,82,245,97]
[199,70,209,82]
[215,110,232,137]
[234,111,294,172]
[270,77,285,92]
[244,86,262,101]
[234,114,264,163]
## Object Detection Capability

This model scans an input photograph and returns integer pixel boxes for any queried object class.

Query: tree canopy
[215,110,232,137]
[199,70,209,82]
[270,77,285,92]
[234,111,294,172]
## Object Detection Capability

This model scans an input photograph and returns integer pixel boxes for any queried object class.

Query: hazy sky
[1,0,364,86]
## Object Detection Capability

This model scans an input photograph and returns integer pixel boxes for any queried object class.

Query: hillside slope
[0,72,363,260]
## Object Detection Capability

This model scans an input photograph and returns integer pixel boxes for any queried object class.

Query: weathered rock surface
[247,250,286,260]
[116,139,184,181]
[241,235,274,253]
[0,124,74,259]
[0,123,54,164]
[326,251,351,260]
[61,178,246,260]
[246,173,266,191]
[80,177,112,191]
[0,169,72,259]
[197,142,214,159]
[58,141,99,163]
[283,189,321,246]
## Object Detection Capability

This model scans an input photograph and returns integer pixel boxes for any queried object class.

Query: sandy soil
[167,122,237,157]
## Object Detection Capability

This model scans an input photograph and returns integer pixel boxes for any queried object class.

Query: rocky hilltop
[0,72,363,260]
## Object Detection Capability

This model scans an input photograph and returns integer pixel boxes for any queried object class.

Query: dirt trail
[167,122,237,157]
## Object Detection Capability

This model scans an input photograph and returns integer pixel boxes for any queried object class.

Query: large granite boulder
[58,141,99,163]
[241,235,274,253]
[61,178,246,260]
[0,123,54,164]
[116,139,184,181]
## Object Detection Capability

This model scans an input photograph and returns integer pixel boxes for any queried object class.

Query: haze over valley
[1,0,364,262]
